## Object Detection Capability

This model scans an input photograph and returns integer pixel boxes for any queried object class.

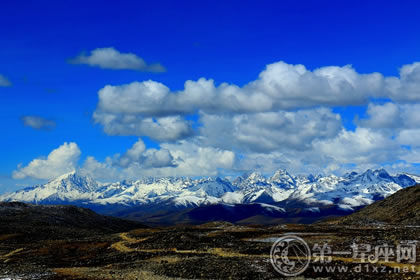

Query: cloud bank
[14,61,420,181]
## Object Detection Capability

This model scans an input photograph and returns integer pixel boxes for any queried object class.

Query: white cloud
[88,60,420,176]
[119,139,146,167]
[96,81,171,115]
[359,103,420,130]
[357,103,401,129]
[358,102,420,151]
[77,139,234,181]
[397,129,420,148]
[142,149,176,168]
[400,148,420,164]
[199,108,342,153]
[0,74,11,87]
[385,62,420,102]
[93,61,383,141]
[314,127,402,165]
[14,60,420,182]
[79,156,121,182]
[118,139,176,168]
[93,112,194,141]
[21,116,56,130]
[93,81,194,141]
[69,47,165,72]
[92,61,420,127]
[13,142,81,180]
[158,140,235,177]
[229,125,416,176]
[93,62,385,122]
[248,62,384,109]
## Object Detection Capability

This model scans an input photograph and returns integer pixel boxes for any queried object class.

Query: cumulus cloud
[93,62,385,120]
[358,102,420,151]
[93,112,194,141]
[314,127,402,165]
[13,142,81,179]
[92,61,420,124]
[118,139,176,168]
[385,62,420,102]
[142,149,176,168]
[91,61,392,143]
[358,103,420,130]
[199,108,342,153]
[80,156,120,182]
[15,60,420,182]
[396,130,420,148]
[78,139,234,180]
[248,62,384,109]
[12,140,179,182]
[21,116,56,130]
[89,60,420,176]
[119,139,146,167]
[79,139,178,181]
[230,124,417,176]
[158,140,236,177]
[0,74,11,87]
[357,103,401,129]
[400,148,420,164]
[69,47,165,72]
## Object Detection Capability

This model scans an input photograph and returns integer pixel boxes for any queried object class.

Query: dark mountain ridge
[0,202,145,240]
[332,184,420,225]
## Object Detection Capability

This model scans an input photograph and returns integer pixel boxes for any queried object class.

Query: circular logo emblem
[270,235,311,276]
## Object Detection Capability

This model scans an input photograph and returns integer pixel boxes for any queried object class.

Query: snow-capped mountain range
[1,169,418,217]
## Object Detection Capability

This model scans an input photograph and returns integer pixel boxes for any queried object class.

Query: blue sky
[1,0,420,192]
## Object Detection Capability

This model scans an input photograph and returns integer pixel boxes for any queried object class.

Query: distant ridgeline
[1,169,418,225]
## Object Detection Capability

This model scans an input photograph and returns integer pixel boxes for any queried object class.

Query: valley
[1,184,419,279]
[1,221,419,279]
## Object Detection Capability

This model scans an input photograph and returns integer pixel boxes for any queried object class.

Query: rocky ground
[0,222,419,279]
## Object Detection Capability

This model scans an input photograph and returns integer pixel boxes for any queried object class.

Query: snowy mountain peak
[187,177,236,197]
[269,169,295,187]
[358,168,393,183]
[400,173,420,184]
[0,169,418,213]
[244,171,265,181]
[343,171,358,180]
[371,168,393,179]
[271,169,289,177]
[47,171,98,193]
[233,171,267,189]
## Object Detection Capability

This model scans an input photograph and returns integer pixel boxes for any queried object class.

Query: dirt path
[54,266,185,280]
[110,232,150,253]
[110,231,270,258]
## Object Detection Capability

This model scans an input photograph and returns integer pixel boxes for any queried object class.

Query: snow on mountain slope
[0,168,417,212]
[0,171,99,203]
[93,177,194,205]
[402,173,420,184]
[186,177,236,197]
[269,169,296,188]
[300,169,413,209]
